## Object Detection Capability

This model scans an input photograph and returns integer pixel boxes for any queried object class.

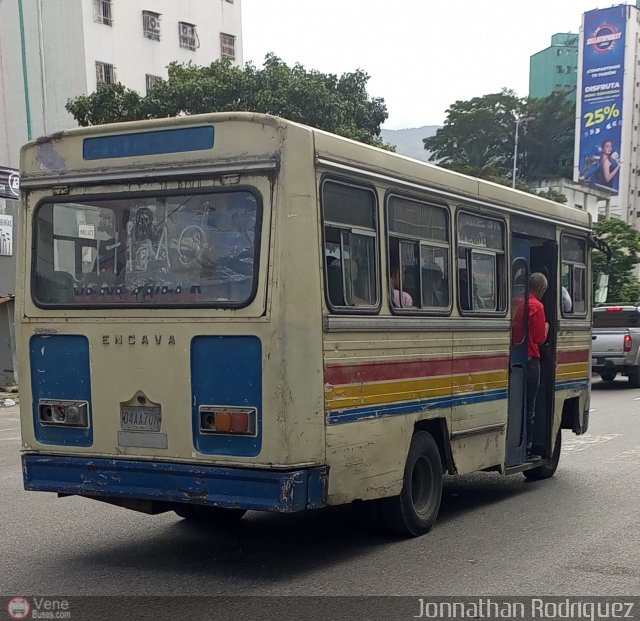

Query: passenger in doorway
[526,272,549,458]
[390,258,413,308]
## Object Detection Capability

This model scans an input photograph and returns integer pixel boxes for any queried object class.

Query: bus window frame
[455,209,508,317]
[385,192,452,316]
[560,233,588,319]
[320,176,381,315]
[30,185,264,311]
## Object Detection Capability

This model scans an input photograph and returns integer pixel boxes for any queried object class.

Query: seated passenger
[390,258,413,308]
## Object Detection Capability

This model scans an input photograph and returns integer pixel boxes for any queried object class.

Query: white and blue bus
[18,113,592,536]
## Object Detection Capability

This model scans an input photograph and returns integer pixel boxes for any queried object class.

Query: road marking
[608,447,640,463]
[563,434,621,453]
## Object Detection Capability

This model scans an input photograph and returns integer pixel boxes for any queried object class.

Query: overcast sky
[242,0,613,129]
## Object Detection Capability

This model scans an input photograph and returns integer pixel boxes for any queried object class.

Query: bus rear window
[33,190,260,308]
[593,310,640,328]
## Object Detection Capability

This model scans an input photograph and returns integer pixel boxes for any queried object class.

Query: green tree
[519,92,575,181]
[423,89,523,178]
[534,188,568,204]
[423,90,575,184]
[66,55,390,148]
[592,218,640,303]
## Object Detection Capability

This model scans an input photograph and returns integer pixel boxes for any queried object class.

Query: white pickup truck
[592,305,640,386]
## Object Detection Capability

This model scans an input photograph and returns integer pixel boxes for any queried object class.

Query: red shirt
[527,293,547,359]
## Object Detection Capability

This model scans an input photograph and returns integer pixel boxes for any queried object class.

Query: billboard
[577,6,627,195]
[0,167,19,200]
[0,214,13,256]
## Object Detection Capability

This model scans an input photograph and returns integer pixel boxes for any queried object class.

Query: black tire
[377,431,443,537]
[600,370,617,382]
[628,367,640,388]
[174,505,247,523]
[524,430,561,481]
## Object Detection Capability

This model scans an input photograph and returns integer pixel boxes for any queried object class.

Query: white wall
[0,0,243,168]
[81,0,243,94]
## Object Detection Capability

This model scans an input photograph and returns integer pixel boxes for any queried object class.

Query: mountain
[380,125,440,162]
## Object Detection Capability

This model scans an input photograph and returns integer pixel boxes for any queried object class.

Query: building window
[93,0,113,26]
[95,61,116,85]
[220,33,236,59]
[179,22,198,51]
[145,74,163,94]
[142,11,161,41]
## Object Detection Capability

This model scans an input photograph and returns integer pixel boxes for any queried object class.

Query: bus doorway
[507,237,558,467]
[530,243,558,460]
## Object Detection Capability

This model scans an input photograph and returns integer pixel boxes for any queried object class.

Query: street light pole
[512,116,534,188]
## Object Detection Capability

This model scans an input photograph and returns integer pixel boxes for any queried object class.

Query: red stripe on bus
[324,355,508,385]
[557,349,590,364]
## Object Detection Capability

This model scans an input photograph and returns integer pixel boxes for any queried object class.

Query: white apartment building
[0,0,243,168]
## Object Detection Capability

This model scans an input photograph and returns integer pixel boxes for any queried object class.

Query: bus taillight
[199,406,257,436]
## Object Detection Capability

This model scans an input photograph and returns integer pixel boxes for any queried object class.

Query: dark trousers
[526,357,541,450]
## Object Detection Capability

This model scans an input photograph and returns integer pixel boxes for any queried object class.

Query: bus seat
[327,263,345,306]
[35,271,75,304]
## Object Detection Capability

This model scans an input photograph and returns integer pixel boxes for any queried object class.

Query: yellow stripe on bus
[556,362,590,381]
[326,371,508,410]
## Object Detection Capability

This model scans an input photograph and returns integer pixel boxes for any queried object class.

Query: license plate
[121,406,161,432]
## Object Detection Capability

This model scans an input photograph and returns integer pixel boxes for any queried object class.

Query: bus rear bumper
[22,454,328,513]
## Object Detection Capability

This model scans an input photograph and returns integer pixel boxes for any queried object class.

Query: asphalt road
[1,379,639,599]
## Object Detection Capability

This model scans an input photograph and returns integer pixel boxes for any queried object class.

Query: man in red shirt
[526,272,549,457]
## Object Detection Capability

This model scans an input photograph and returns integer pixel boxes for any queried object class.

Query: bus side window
[561,236,587,316]
[456,212,506,313]
[322,180,378,310]
[386,195,450,312]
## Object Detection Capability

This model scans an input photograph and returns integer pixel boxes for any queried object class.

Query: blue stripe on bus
[555,379,590,391]
[327,388,509,425]
[83,126,215,160]
[22,454,328,513]
[29,335,93,446]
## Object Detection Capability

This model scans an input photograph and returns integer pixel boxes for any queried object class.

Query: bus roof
[20,111,590,230]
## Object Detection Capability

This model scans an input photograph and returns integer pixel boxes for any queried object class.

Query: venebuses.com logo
[6,597,30,620]
[6,597,71,620]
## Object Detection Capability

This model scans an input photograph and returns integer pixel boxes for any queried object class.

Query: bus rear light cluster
[199,406,257,436]
[39,400,89,428]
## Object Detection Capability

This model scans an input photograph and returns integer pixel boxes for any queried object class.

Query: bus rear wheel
[523,429,561,481]
[174,505,247,523]
[378,431,443,537]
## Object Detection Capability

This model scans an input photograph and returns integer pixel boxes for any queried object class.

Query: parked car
[592,304,640,386]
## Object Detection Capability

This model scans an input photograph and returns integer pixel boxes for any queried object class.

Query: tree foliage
[66,54,390,147]
[592,218,640,303]
[423,90,575,184]
[423,89,521,178]
[520,92,575,181]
